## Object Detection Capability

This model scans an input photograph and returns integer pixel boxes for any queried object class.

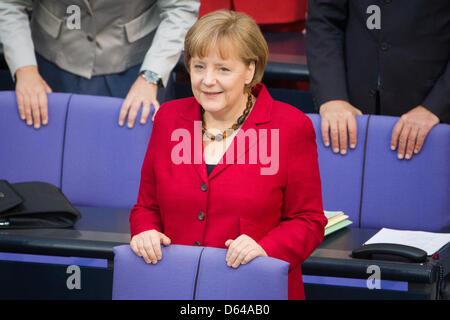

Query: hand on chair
[119,76,160,128]
[225,234,267,268]
[319,100,362,154]
[15,65,52,129]
[130,229,171,264]
[390,106,439,160]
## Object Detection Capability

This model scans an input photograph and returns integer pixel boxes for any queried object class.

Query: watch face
[142,71,161,85]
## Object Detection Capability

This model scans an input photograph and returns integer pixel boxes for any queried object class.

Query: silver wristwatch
[140,70,163,87]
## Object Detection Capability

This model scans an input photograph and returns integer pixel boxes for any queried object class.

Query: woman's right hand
[130,230,171,264]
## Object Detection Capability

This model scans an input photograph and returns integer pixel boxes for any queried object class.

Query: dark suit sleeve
[422,60,450,123]
[305,0,349,110]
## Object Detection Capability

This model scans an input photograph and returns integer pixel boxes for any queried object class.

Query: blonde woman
[129,10,327,300]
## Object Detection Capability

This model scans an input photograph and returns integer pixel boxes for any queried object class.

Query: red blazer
[130,84,327,300]
[199,0,308,25]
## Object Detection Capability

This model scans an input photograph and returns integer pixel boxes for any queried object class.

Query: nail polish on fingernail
[414,149,419,154]
[350,144,355,149]
[325,142,329,147]
[405,154,411,160]
[391,145,396,151]
[340,149,347,155]
[398,154,404,160]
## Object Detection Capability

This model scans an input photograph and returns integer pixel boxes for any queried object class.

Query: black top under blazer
[306,0,450,123]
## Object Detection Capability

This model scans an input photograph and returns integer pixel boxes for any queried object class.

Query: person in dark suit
[129,10,327,300]
[306,0,449,160]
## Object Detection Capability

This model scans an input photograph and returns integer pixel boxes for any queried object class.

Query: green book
[324,219,353,236]
[324,210,344,220]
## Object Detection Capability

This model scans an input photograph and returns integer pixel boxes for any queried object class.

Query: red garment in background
[199,0,308,32]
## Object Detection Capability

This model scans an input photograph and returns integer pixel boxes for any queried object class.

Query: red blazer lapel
[178,99,207,184]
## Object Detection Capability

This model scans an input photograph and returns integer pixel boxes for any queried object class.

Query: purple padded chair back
[112,245,289,300]
[113,245,203,300]
[61,94,152,209]
[361,116,450,232]
[0,91,71,187]
[307,114,369,226]
[195,246,289,300]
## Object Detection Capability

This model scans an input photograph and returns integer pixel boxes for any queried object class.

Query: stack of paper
[324,210,352,236]
[364,228,450,256]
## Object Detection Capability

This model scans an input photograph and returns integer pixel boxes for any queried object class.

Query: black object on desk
[0,206,129,259]
[352,243,428,263]
[0,206,129,299]
[0,180,81,229]
[302,228,449,299]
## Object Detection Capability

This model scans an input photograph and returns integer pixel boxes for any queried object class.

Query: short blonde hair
[184,10,268,92]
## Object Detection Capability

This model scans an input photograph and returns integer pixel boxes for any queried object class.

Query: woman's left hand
[225,234,267,268]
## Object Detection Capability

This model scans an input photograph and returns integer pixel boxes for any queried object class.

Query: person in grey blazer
[0,0,200,129]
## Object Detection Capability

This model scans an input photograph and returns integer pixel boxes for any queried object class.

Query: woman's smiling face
[189,47,255,117]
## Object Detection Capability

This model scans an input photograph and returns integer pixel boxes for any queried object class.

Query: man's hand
[119,76,160,128]
[225,234,267,268]
[319,100,363,154]
[15,65,52,129]
[391,106,440,160]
